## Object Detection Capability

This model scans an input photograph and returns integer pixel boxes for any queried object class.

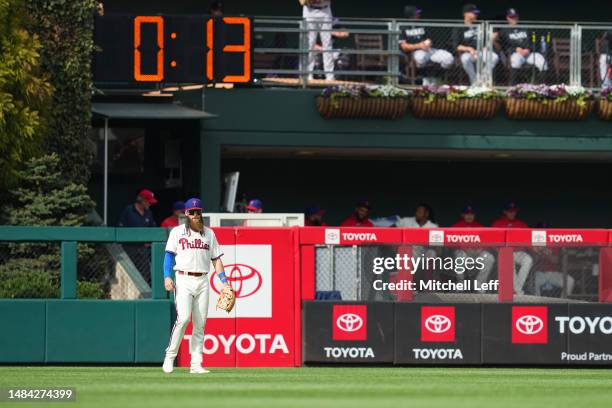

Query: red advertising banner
[506,229,609,247]
[299,227,402,245]
[176,228,297,367]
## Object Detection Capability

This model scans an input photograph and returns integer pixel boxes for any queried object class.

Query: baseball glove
[216,285,236,313]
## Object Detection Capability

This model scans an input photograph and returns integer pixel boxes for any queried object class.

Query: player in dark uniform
[399,6,453,85]
[496,8,548,84]
[453,4,498,84]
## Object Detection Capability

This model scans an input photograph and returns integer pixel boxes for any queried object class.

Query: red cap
[138,189,158,205]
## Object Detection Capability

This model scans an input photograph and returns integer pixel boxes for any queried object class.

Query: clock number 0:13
[133,16,251,83]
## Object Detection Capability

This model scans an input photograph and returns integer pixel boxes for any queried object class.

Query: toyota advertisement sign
[303,301,612,366]
[302,302,395,363]
[177,228,298,367]
[394,304,481,365]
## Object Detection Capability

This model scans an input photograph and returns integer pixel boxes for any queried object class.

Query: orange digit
[206,19,214,81]
[134,16,164,81]
[221,17,251,83]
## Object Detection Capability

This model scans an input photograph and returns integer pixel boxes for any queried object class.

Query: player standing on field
[162,197,232,374]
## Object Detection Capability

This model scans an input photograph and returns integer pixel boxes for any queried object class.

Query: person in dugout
[451,205,495,292]
[399,5,454,85]
[491,201,533,295]
[341,199,374,227]
[496,8,548,84]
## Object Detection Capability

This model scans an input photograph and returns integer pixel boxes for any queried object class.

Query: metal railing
[252,16,612,89]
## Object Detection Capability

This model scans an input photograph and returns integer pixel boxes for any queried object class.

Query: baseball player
[400,6,454,85]
[453,4,498,85]
[300,0,335,81]
[496,8,548,84]
[451,205,495,291]
[162,197,231,374]
[491,201,533,295]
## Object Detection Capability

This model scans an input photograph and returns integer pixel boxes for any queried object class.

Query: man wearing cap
[341,199,374,227]
[451,206,495,292]
[497,8,548,84]
[162,197,231,374]
[399,6,454,85]
[118,189,158,227]
[491,202,533,295]
[453,4,499,84]
[305,205,327,226]
[246,199,263,213]
[161,201,186,228]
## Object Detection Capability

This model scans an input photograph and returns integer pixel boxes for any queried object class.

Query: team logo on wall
[208,245,272,318]
[511,306,548,344]
[325,229,340,245]
[421,306,455,342]
[332,305,367,341]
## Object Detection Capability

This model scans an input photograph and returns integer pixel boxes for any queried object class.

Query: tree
[0,0,52,191]
[0,154,105,299]
[26,0,97,185]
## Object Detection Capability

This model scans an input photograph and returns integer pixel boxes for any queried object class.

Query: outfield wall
[2,226,612,366]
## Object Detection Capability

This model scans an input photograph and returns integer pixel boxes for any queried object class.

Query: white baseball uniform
[303,0,334,80]
[164,224,223,368]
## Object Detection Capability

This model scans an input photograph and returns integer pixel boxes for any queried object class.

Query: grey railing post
[388,20,400,85]
[570,24,581,86]
[299,19,309,88]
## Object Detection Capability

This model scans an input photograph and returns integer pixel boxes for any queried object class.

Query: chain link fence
[579,26,612,88]
[253,17,607,89]
[0,240,153,300]
[314,243,600,303]
[487,23,573,87]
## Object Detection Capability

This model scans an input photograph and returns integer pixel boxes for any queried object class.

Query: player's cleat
[189,366,210,374]
[162,358,174,373]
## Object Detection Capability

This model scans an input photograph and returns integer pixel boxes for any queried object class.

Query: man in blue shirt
[118,189,158,227]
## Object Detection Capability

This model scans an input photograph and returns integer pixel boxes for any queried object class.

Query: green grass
[1,367,612,408]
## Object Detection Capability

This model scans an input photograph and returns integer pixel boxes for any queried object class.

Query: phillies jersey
[451,220,484,228]
[491,217,528,228]
[165,225,223,273]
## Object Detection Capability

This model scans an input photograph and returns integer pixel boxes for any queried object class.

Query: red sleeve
[491,219,503,228]
[518,220,529,228]
[364,219,374,227]
[340,217,354,227]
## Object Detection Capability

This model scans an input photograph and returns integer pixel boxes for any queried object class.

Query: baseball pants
[600,54,611,87]
[303,6,334,80]
[454,249,496,291]
[510,51,548,71]
[165,273,210,367]
[513,251,533,295]
[413,48,454,69]
[460,50,499,84]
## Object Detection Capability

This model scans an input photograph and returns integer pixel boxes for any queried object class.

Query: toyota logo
[336,313,363,332]
[516,315,544,335]
[210,264,262,298]
[424,315,452,333]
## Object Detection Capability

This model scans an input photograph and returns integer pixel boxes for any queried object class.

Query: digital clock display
[93,14,252,84]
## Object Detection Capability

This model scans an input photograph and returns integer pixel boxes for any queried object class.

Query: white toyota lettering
[412,348,464,360]
[202,334,289,354]
[556,316,612,334]
[323,347,375,359]
[446,235,481,243]
[548,234,584,243]
[341,233,378,242]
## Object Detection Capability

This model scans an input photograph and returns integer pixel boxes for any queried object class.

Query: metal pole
[103,118,109,226]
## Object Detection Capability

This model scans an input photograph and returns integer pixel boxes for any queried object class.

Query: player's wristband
[218,272,228,284]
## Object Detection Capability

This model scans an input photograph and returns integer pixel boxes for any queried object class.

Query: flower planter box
[410,97,502,119]
[506,99,593,120]
[315,96,408,119]
[598,99,612,120]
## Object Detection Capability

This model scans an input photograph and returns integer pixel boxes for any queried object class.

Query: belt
[177,271,206,277]
[308,5,328,9]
